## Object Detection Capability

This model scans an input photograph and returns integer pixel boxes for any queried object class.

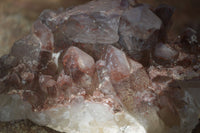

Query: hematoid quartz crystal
[0,0,200,133]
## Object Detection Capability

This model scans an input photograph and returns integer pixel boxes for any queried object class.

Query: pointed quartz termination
[104,45,131,82]
[10,19,56,75]
[119,5,162,65]
[57,70,72,92]
[62,46,95,91]
[96,60,116,95]
[39,75,57,98]
[32,20,54,52]
[102,46,164,133]
[62,46,95,77]
[32,20,57,73]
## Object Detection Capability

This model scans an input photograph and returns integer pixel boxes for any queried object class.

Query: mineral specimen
[0,0,200,133]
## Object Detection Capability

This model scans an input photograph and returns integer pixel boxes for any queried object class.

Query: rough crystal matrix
[0,0,200,133]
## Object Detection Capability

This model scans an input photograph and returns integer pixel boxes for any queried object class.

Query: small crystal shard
[32,20,54,52]
[153,43,178,65]
[104,46,130,82]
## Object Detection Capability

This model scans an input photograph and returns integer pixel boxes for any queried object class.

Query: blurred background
[0,0,91,57]
[0,0,199,132]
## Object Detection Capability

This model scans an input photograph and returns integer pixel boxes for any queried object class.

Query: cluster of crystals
[0,0,199,133]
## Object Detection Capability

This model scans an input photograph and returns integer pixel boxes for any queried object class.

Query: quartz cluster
[0,0,200,133]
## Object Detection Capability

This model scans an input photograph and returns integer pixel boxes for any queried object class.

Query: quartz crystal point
[0,0,200,133]
[118,4,162,66]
